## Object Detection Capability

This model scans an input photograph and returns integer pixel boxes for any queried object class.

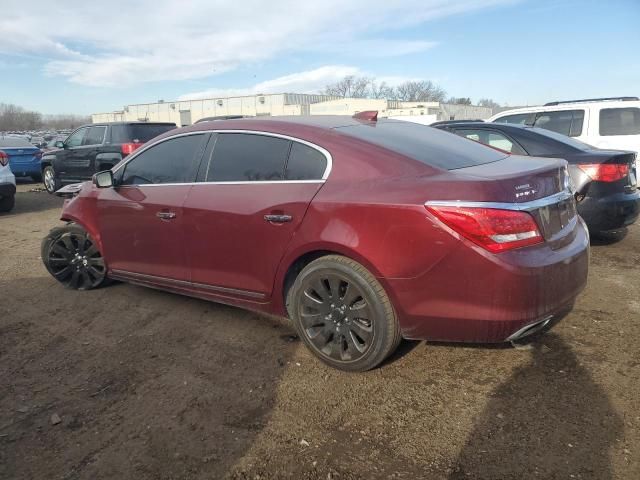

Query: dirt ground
[1,180,638,480]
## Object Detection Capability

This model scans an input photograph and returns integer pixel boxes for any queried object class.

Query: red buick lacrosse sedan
[42,114,589,371]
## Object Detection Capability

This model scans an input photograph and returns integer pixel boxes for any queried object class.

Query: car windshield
[336,120,507,170]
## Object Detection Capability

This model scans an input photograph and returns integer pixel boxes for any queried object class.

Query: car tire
[41,223,108,290]
[43,166,61,194]
[288,255,402,371]
[0,195,15,213]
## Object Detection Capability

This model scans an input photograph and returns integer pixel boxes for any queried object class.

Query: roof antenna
[353,111,378,121]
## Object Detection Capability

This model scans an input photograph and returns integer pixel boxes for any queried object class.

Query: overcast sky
[0,0,638,115]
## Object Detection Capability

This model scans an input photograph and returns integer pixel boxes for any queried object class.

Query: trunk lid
[426,155,577,247]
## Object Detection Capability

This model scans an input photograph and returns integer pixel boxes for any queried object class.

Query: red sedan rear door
[182,132,329,300]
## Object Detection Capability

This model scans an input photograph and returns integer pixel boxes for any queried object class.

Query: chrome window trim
[116,180,325,188]
[425,189,573,212]
[112,129,333,183]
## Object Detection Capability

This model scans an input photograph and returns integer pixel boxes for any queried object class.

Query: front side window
[121,134,207,185]
[456,129,527,155]
[533,109,584,137]
[83,126,106,146]
[599,107,640,136]
[65,128,88,147]
[207,133,291,181]
[285,143,327,180]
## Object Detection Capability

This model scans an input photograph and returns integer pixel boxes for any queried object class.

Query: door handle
[156,211,177,220]
[264,214,292,223]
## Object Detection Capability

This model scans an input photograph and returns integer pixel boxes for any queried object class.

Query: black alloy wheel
[42,224,107,290]
[289,255,401,371]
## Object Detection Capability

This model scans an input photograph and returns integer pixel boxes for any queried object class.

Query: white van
[488,97,640,161]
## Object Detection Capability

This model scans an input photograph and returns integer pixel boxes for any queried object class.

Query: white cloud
[179,65,361,100]
[0,0,516,87]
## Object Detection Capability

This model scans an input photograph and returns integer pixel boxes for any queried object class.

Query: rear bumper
[577,191,640,232]
[387,218,590,343]
[9,160,41,176]
[0,182,16,198]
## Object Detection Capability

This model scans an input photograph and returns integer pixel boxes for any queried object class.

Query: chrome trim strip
[112,129,333,182]
[118,180,325,188]
[506,316,553,342]
[110,269,266,299]
[425,190,573,212]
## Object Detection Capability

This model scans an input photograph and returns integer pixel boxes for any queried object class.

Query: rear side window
[493,113,531,125]
[337,120,506,170]
[83,126,106,146]
[207,133,291,181]
[121,134,206,185]
[455,129,527,155]
[285,143,327,180]
[599,108,640,136]
[109,124,176,144]
[533,109,584,137]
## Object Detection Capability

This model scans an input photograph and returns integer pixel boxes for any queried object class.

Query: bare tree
[478,98,500,109]
[369,81,395,99]
[324,75,372,98]
[0,103,89,131]
[447,97,472,105]
[395,80,446,102]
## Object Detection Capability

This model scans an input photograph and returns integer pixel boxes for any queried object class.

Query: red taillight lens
[426,205,543,253]
[578,163,629,182]
[121,142,143,155]
[0,151,8,167]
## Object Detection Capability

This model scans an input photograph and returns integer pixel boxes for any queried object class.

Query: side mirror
[94,170,114,188]
[54,141,65,148]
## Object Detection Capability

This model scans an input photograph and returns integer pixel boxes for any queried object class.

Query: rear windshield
[525,126,593,149]
[0,137,36,148]
[109,124,176,144]
[336,120,506,170]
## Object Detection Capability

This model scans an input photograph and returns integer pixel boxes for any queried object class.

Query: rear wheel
[41,224,107,290]
[0,195,15,212]
[43,166,60,194]
[288,255,401,371]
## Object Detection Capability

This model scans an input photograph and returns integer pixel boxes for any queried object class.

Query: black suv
[42,122,176,193]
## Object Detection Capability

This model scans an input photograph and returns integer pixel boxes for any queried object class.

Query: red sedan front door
[96,133,209,281]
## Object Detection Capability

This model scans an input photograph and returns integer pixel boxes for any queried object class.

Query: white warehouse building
[91,93,492,126]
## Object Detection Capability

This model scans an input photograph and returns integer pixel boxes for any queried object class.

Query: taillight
[578,163,629,182]
[121,142,143,155]
[0,150,7,167]
[426,205,543,253]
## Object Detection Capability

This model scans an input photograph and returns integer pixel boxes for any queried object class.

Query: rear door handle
[156,211,177,220]
[264,214,292,223]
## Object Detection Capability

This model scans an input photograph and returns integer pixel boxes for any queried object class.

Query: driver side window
[66,128,88,148]
[121,134,207,185]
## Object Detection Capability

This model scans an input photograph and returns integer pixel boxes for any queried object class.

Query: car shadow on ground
[590,227,629,246]
[447,334,623,479]
[0,277,296,479]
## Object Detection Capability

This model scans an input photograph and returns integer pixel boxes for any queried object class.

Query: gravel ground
[1,181,638,479]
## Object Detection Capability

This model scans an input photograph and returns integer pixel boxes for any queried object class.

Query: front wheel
[43,166,60,194]
[288,255,402,371]
[41,224,107,290]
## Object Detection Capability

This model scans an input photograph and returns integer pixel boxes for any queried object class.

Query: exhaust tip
[507,316,553,343]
